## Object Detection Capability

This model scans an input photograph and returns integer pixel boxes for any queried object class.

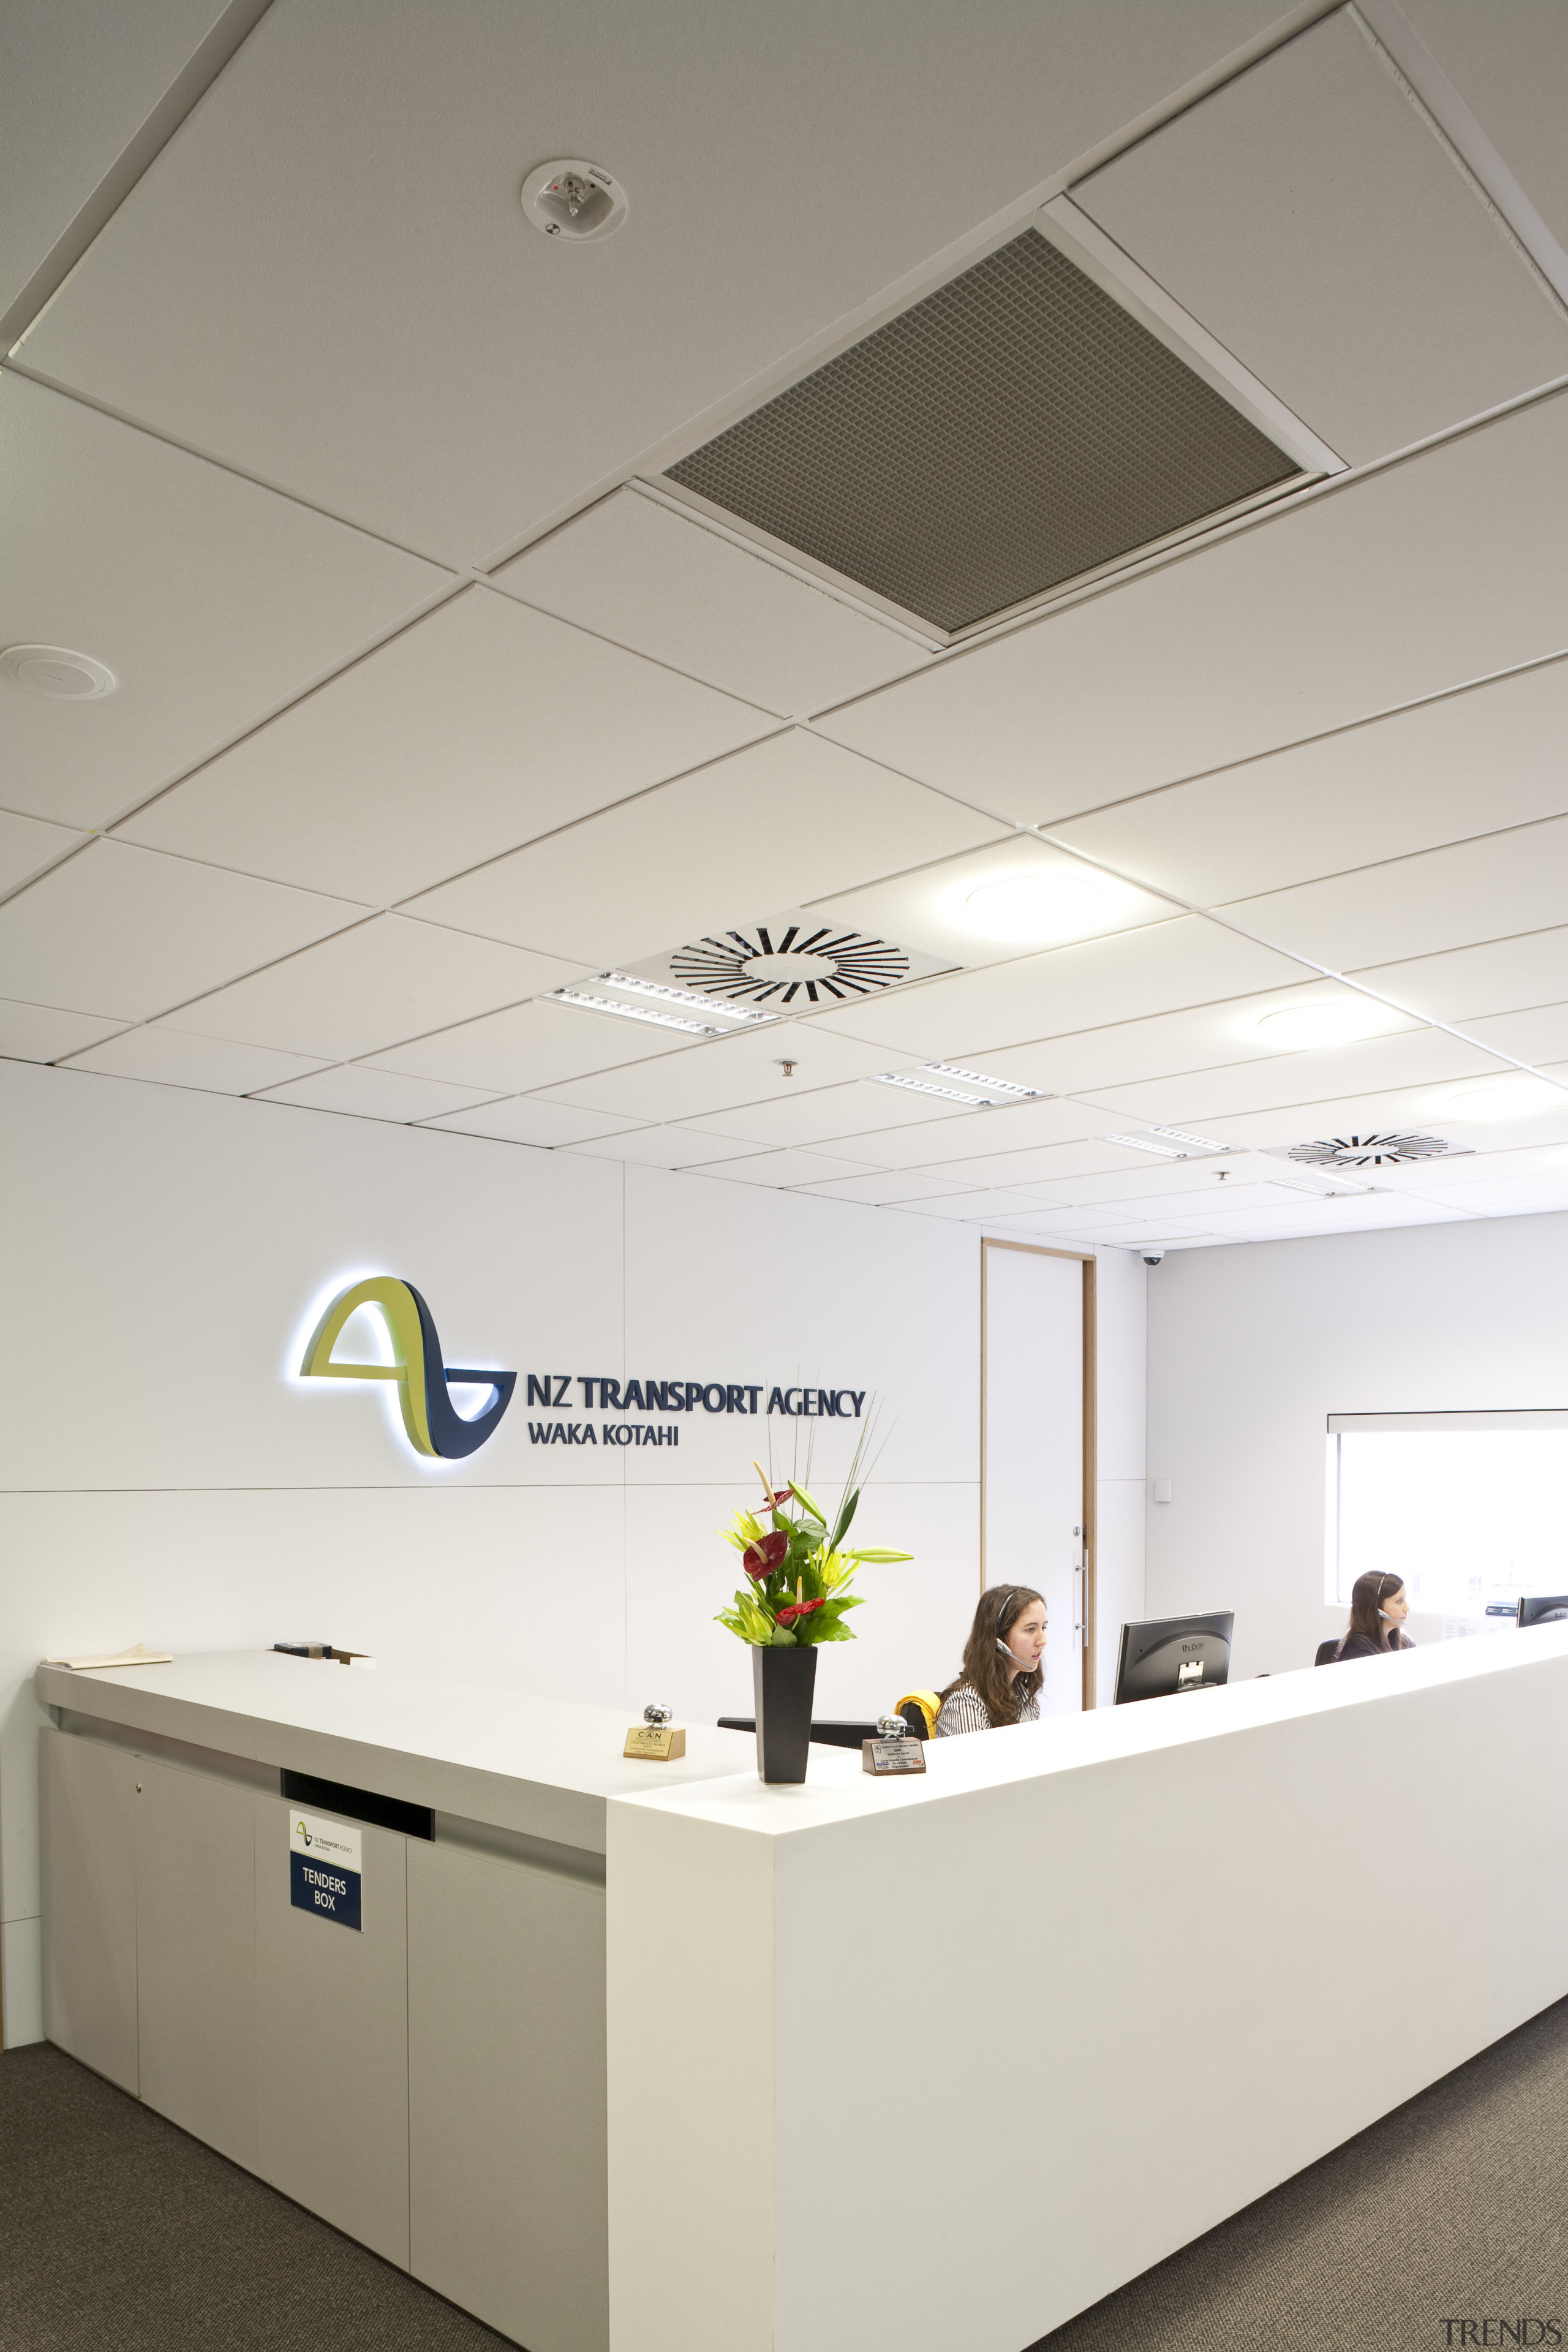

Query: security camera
[1140,1248,1165,1267]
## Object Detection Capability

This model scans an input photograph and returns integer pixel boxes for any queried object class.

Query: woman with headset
[1335,1570,1415,1660]
[932,1583,1047,1735]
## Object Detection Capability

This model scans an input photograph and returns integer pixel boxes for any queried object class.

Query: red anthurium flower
[775,1597,825,1626]
[742,1529,790,1580]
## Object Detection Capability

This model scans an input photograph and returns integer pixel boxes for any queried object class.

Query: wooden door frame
[979,1238,1098,1710]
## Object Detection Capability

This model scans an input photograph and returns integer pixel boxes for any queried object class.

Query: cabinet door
[255,1796,410,2266]
[39,1728,139,2092]
[409,1841,608,2352]
[135,1756,257,2168]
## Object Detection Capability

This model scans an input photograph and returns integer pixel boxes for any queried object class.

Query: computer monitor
[1517,1595,1568,1627]
[1114,1612,1235,1703]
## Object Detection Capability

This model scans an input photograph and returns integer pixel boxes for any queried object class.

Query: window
[1328,1411,1568,1620]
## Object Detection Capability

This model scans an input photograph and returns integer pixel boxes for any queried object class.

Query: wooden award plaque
[624,1723,687,1760]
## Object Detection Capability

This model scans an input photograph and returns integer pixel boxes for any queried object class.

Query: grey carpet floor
[3,2003,1566,2351]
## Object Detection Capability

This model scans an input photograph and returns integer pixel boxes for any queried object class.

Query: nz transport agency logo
[301,1277,515,1460]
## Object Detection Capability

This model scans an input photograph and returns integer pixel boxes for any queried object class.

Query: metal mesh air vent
[665,228,1302,634]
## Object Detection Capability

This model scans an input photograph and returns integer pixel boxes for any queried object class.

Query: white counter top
[36,1650,758,1853]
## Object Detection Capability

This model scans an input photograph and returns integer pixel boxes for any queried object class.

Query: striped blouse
[933,1683,1041,1737]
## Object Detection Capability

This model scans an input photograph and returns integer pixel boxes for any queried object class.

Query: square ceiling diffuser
[665,227,1303,635]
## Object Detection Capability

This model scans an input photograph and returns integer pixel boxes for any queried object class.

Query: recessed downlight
[963,869,1113,944]
[1253,1000,1393,1050]
[1438,1076,1566,1122]
[2,643,117,699]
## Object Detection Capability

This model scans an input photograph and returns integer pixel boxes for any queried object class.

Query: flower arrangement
[716,1434,911,1647]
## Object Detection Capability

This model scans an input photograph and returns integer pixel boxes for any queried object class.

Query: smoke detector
[2,644,116,699]
[1283,1133,1454,1169]
[521,160,628,241]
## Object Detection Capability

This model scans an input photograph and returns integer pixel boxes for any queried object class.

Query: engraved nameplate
[624,1724,687,1760]
[862,1736,927,1775]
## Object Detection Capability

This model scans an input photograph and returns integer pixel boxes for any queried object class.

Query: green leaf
[768,1624,797,1646]
[828,1486,860,1551]
[842,1547,912,1562]
[788,1479,827,1523]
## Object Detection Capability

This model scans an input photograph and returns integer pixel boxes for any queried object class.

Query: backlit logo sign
[300,1276,516,1459]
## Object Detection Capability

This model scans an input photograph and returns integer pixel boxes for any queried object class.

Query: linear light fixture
[1101,1132,1186,1158]
[1148,1123,1227,1152]
[1103,1126,1231,1158]
[924,1063,1046,1099]
[873,1071,988,1104]
[599,971,777,1024]
[547,987,730,1037]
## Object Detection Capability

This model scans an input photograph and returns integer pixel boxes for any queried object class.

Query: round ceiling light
[521,159,628,241]
[2,643,117,699]
[963,869,1113,944]
[1254,1000,1393,1050]
[1438,1076,1566,1122]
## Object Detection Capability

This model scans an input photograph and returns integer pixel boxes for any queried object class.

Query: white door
[982,1243,1087,1717]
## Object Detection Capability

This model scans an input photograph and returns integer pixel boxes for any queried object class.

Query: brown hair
[1347,1571,1408,1652]
[941,1585,1046,1727]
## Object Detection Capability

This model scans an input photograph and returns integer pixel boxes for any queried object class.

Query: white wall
[1,1058,1144,2043]
[1145,1213,1568,1681]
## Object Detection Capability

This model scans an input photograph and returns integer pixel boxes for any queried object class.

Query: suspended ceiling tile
[0,0,234,316]
[0,809,86,895]
[809,916,1309,1063]
[11,0,1291,562]
[1197,1194,1479,1236]
[1218,816,1568,973]
[119,586,774,906]
[59,1025,329,1096]
[1348,927,1568,1024]
[0,997,130,1063]
[896,1193,1085,1226]
[1135,1076,1568,1156]
[252,1065,507,1125]
[1081,1028,1506,1126]
[165,913,578,1060]
[790,1169,976,1206]
[1376,1142,1568,1192]
[492,488,925,717]
[815,392,1568,821]
[673,1079,978,1153]
[0,839,363,1020]
[884,1135,1167,1190]
[687,1148,881,1191]
[1075,8,1568,466]
[416,1098,646,1150]
[567,1127,755,1172]
[1400,0,1568,253]
[535,1023,921,1125]
[805,1101,1134,1175]
[0,374,446,834]
[364,997,698,1095]
[404,728,1009,967]
[1456,1003,1568,1066]
[803,834,1178,973]
[1047,657,1568,908]
[918,980,1420,1101]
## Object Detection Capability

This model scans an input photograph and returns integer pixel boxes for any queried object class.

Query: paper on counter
[45,1642,175,1672]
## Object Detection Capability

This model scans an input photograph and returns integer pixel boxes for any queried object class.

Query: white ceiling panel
[1349,929,1568,1025]
[808,917,1310,1062]
[1400,0,1568,254]
[790,1169,976,1206]
[0,839,363,1020]
[12,0,1289,561]
[929,981,1419,1101]
[364,997,698,1095]
[709,1092,1115,1176]
[674,1079,978,1153]
[1074,8,1568,467]
[1137,1077,1568,1157]
[895,1194,1087,1227]
[1374,1142,1568,1194]
[165,913,578,1060]
[0,809,86,895]
[1218,816,1568,973]
[0,0,235,315]
[1455,1003,1568,1068]
[0,373,445,832]
[59,1025,328,1096]
[252,1065,507,1125]
[815,392,1568,821]
[492,488,925,717]
[404,728,1009,966]
[119,584,774,906]
[1047,657,1568,908]
[803,833,1178,971]
[886,1135,1175,1190]
[689,1149,881,1191]
[568,1127,759,1172]
[1080,1028,1506,1126]
[0,997,129,1063]
[535,1022,921,1125]
[417,1098,644,1150]
[1182,1194,1477,1240]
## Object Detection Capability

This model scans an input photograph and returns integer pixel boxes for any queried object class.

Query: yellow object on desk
[625,1703,685,1760]
[45,1642,173,1672]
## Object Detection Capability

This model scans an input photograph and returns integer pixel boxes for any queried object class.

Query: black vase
[752,1643,818,1784]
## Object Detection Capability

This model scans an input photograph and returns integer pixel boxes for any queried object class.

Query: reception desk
[37,1629,1568,2352]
